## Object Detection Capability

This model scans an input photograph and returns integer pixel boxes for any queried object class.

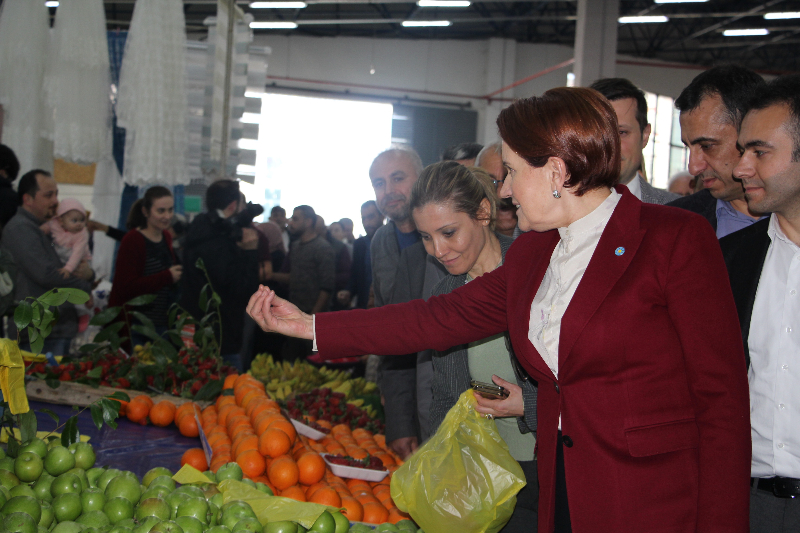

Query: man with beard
[337,200,384,309]
[271,205,335,361]
[369,147,447,457]
[667,66,767,238]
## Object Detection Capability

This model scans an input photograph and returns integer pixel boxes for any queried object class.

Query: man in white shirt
[720,74,800,532]
[590,78,679,205]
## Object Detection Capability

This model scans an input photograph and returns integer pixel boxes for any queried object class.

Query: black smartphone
[470,380,509,400]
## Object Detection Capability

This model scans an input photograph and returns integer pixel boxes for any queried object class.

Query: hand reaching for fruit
[246,285,314,340]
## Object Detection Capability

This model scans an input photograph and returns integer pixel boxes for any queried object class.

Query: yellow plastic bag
[390,390,526,533]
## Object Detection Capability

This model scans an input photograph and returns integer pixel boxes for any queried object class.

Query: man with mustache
[667,65,767,238]
[369,147,446,458]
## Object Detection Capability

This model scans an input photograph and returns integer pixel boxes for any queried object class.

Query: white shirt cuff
[312,314,318,352]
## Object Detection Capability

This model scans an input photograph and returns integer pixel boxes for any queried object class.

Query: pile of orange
[195,373,409,525]
[121,393,203,437]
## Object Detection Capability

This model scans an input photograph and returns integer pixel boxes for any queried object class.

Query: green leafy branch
[13,288,89,354]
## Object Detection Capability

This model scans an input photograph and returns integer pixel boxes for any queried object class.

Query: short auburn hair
[497,87,621,196]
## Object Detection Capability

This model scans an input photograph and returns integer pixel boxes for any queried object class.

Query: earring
[552,190,561,199]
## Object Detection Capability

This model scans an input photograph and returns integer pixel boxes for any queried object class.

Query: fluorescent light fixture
[240,113,262,124]
[45,1,59,7]
[723,28,769,37]
[417,0,471,7]
[402,20,451,27]
[654,0,707,3]
[250,2,307,8]
[237,165,257,176]
[764,12,800,20]
[618,16,668,23]
[249,21,298,29]
[244,91,266,98]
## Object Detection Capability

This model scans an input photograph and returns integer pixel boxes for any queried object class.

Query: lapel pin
[615,247,625,256]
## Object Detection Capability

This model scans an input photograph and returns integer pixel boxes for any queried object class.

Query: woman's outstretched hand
[246,285,314,340]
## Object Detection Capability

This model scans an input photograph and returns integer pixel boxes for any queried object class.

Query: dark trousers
[555,432,572,533]
[501,459,539,533]
[750,479,800,532]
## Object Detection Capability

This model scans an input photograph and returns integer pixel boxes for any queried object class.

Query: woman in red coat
[109,186,182,347]
[247,87,751,533]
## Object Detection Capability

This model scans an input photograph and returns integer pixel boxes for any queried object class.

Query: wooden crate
[25,379,210,409]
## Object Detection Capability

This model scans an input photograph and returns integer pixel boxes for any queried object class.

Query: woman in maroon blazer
[247,88,751,533]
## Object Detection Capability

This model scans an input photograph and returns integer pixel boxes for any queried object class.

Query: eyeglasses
[492,179,504,187]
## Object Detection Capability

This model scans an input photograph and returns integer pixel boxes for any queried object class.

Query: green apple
[174,516,203,533]
[14,453,43,484]
[20,439,48,461]
[50,473,82,498]
[67,469,89,492]
[262,523,297,533]
[85,468,105,490]
[394,520,416,532]
[4,511,38,533]
[117,519,137,530]
[38,502,53,529]
[329,512,348,533]
[240,479,255,489]
[2,495,42,523]
[82,527,102,533]
[96,470,121,492]
[131,516,160,533]
[173,486,203,500]
[109,526,133,533]
[307,512,334,533]
[147,477,174,493]
[67,445,95,472]
[373,525,399,533]
[32,472,54,502]
[38,524,48,533]
[0,457,16,472]
[150,520,183,533]
[202,485,220,501]
[296,525,307,533]
[102,497,133,525]
[209,494,223,509]
[141,469,172,489]
[207,502,220,527]
[219,502,256,531]
[135,499,170,522]
[214,464,242,483]
[140,486,170,503]
[9,485,36,499]
[51,493,82,523]
[0,469,20,490]
[44,448,75,478]
[164,492,189,520]
[205,526,231,533]
[254,484,273,496]
[50,521,85,533]
[0,449,5,460]
[175,499,208,524]
[104,476,141,505]
[202,472,216,483]
[231,517,262,533]
[75,511,110,530]
[79,489,105,514]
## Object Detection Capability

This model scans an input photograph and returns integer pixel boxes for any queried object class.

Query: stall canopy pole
[219,0,236,176]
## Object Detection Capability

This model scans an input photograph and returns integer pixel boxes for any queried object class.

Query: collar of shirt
[625,173,642,201]
[767,213,799,250]
[556,188,621,253]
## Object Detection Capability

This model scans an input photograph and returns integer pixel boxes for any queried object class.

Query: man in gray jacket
[2,170,93,354]
[369,148,446,458]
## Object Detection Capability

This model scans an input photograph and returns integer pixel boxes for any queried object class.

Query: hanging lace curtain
[43,0,112,165]
[116,0,189,187]
[0,2,52,172]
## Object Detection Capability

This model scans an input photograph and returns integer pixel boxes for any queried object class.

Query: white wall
[252,33,707,144]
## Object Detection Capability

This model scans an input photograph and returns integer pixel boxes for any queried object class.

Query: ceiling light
[249,21,298,29]
[250,2,307,8]
[764,12,800,20]
[45,1,59,7]
[402,20,451,27]
[654,0,707,3]
[619,16,668,23]
[417,1,471,7]
[723,28,769,37]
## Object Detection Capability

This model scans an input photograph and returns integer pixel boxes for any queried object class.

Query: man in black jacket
[0,145,20,235]
[337,200,384,309]
[180,180,259,371]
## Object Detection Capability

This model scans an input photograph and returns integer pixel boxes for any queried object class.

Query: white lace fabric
[116,0,190,187]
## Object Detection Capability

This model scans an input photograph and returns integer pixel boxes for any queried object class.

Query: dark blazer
[316,187,751,533]
[667,188,717,231]
[346,235,372,309]
[719,217,771,368]
[429,233,537,437]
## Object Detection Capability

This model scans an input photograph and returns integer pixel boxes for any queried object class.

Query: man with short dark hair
[2,170,93,354]
[271,205,335,361]
[269,206,290,253]
[337,200,384,309]
[720,74,800,532]
[590,77,679,205]
[667,65,768,238]
[441,142,483,167]
[0,145,20,232]
[181,179,260,371]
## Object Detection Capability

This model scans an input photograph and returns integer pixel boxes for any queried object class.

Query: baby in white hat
[44,198,92,279]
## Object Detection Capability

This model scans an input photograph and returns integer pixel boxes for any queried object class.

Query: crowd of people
[1,63,798,532]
